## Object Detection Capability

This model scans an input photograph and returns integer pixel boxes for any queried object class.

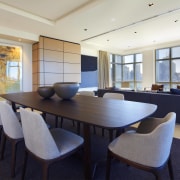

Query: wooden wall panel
[64,42,80,54]
[44,37,63,51]
[64,53,81,63]
[44,62,63,73]
[32,36,81,88]
[64,63,81,73]
[44,50,63,62]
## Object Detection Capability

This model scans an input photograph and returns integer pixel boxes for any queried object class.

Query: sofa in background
[97,89,180,123]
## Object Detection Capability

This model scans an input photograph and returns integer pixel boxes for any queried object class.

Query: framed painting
[0,44,22,94]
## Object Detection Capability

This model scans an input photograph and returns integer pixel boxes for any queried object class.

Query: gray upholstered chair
[0,101,24,177]
[19,108,84,180]
[78,91,95,96]
[102,92,125,140]
[106,112,176,180]
[103,92,124,100]
[77,91,96,134]
[0,115,2,137]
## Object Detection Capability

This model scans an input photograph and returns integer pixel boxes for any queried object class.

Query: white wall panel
[64,63,81,73]
[44,62,63,73]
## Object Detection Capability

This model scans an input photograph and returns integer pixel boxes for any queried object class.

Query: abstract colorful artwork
[0,45,22,94]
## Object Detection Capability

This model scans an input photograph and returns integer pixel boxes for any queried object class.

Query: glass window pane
[110,63,115,81]
[172,47,180,58]
[171,59,180,82]
[115,64,122,81]
[163,83,170,91]
[129,82,134,89]
[114,82,121,88]
[156,60,170,82]
[136,54,142,62]
[123,55,133,63]
[115,55,122,63]
[135,63,142,81]
[156,48,170,59]
[123,64,134,81]
[171,84,178,89]
[110,54,113,63]
[136,82,143,91]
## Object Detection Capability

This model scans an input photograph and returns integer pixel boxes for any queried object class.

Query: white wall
[0,38,33,92]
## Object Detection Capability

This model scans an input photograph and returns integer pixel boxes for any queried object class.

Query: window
[0,45,22,94]
[110,53,143,90]
[156,46,180,90]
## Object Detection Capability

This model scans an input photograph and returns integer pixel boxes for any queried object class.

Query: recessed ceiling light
[111,18,116,22]
[148,3,154,7]
[134,31,137,34]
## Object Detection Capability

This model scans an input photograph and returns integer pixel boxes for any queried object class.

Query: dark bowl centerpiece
[53,82,79,100]
[37,86,55,99]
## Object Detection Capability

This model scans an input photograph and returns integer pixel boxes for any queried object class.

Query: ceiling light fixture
[148,3,154,7]
[84,28,88,31]
[82,7,180,42]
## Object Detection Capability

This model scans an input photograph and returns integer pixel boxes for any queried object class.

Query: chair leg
[102,128,105,136]
[77,122,81,134]
[11,141,18,177]
[21,150,28,180]
[42,163,49,180]
[60,117,63,128]
[168,156,174,180]
[55,116,58,128]
[106,150,112,180]
[0,132,6,160]
[93,125,96,134]
[108,130,113,142]
[153,169,163,180]
[72,120,75,127]
[0,126,2,142]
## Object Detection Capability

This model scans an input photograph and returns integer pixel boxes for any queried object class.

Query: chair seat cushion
[50,128,84,156]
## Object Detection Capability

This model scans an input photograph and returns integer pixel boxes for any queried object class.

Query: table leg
[11,102,17,112]
[83,124,92,180]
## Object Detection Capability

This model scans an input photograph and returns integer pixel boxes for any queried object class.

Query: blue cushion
[170,88,180,95]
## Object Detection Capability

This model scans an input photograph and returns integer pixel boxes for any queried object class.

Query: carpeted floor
[0,114,180,180]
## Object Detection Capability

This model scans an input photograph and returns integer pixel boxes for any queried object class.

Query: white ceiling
[1,0,180,52]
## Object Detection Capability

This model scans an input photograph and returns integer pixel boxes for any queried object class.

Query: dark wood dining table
[0,92,157,180]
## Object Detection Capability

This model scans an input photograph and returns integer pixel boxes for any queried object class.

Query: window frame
[110,53,143,90]
[155,46,180,90]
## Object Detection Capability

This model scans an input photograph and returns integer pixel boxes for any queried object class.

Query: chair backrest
[78,91,95,96]
[138,112,176,167]
[103,92,124,100]
[20,108,60,160]
[0,102,23,139]
[0,113,2,126]
[151,84,164,91]
[121,82,130,88]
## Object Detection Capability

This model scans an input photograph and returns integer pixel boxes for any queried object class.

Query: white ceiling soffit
[0,0,180,51]
[0,0,102,25]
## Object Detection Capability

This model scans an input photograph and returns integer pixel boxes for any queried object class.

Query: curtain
[98,50,110,89]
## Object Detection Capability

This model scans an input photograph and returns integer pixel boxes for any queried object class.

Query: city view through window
[156,46,180,90]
